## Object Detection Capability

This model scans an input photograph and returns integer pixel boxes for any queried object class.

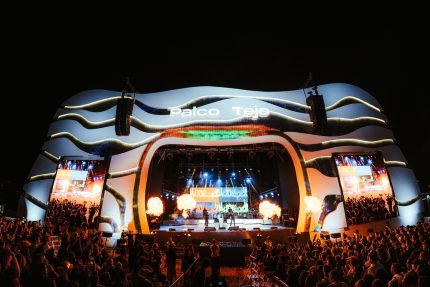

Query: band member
[203,207,209,227]
[228,207,235,226]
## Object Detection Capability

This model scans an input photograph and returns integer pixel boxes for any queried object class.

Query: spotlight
[203,172,208,177]
[217,178,222,184]
[231,172,236,177]
[246,178,251,183]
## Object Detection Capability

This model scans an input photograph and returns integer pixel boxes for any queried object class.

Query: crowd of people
[2,208,430,287]
[0,216,198,286]
[344,195,396,225]
[251,220,430,287]
[46,199,100,229]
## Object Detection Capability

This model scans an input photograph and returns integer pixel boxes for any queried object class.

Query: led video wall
[46,158,109,227]
[190,187,248,215]
[334,152,398,225]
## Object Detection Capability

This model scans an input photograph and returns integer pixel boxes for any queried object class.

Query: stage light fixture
[231,172,236,177]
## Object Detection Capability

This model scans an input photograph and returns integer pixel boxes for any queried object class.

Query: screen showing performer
[46,158,109,227]
[334,152,398,225]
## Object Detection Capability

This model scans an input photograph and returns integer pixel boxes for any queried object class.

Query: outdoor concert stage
[22,84,423,243]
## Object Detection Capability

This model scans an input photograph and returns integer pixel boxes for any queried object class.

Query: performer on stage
[203,207,209,227]
[228,207,235,226]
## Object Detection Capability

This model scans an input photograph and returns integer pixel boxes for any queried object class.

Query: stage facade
[19,83,422,240]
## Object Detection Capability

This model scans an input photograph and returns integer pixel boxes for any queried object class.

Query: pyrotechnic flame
[304,196,322,213]
[259,200,281,219]
[147,197,164,216]
[177,194,196,211]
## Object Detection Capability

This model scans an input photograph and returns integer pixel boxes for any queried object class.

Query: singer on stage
[228,207,235,226]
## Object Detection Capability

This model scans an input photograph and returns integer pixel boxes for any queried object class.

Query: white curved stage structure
[20,83,422,237]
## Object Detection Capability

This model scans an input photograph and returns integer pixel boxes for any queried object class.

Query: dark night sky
[1,23,428,198]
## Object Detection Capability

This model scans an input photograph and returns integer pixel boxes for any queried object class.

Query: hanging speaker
[115,95,134,136]
[306,94,327,135]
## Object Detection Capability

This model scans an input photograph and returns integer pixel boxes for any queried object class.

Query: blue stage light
[246,178,251,183]
[203,172,208,177]
[231,172,236,177]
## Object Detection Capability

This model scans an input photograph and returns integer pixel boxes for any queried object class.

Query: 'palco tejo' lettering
[170,106,270,120]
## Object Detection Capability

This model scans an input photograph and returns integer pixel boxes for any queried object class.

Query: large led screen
[334,152,398,225]
[46,158,109,228]
[190,187,248,216]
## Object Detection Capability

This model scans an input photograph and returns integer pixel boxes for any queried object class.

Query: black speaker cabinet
[115,96,134,136]
[204,227,216,232]
[228,226,240,231]
[306,94,327,135]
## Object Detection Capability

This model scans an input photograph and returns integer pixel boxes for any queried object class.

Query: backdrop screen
[334,152,398,225]
[46,159,109,227]
[190,187,248,216]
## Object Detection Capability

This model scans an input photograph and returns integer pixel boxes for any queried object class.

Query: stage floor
[157,218,287,232]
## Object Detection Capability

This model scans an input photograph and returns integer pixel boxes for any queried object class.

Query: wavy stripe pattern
[297,139,395,152]
[385,161,407,168]
[27,173,56,182]
[48,132,160,155]
[55,113,387,141]
[326,96,381,112]
[41,150,60,164]
[64,95,310,115]
[305,156,338,177]
[396,192,429,206]
[64,97,120,112]
[108,167,140,178]
[23,192,47,210]
[105,185,126,227]
[56,113,115,129]
[98,216,119,233]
